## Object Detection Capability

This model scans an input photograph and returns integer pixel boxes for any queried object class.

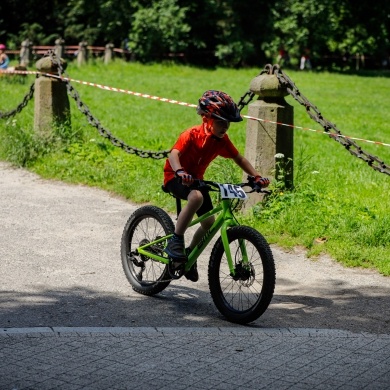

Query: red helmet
[197,90,243,122]
[0,44,6,50]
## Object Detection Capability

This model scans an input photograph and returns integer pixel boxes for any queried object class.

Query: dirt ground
[1,162,389,334]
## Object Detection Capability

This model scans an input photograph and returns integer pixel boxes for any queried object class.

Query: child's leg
[165,189,203,261]
[189,216,215,249]
[185,199,214,283]
[174,190,203,235]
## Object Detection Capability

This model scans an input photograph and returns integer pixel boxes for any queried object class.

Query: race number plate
[218,184,248,200]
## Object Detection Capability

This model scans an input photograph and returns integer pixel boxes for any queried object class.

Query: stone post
[54,38,65,59]
[104,43,115,64]
[20,39,33,67]
[244,69,294,207]
[77,41,88,66]
[34,56,70,136]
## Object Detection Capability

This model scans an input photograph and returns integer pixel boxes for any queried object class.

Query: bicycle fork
[218,207,250,277]
[220,222,250,277]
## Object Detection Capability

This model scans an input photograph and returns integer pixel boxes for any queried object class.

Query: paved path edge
[1,327,389,338]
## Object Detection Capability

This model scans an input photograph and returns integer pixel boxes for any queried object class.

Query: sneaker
[184,248,198,282]
[164,236,186,262]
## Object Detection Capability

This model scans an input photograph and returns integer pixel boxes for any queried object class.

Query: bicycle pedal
[167,261,186,280]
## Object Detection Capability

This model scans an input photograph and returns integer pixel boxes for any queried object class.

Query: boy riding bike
[163,90,270,282]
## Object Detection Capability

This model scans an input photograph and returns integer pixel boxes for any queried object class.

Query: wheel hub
[232,263,255,287]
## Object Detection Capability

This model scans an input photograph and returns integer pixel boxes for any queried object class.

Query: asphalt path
[1,162,389,334]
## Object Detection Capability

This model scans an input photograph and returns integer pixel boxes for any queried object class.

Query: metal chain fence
[0,78,37,120]
[48,50,171,159]
[268,64,390,176]
[1,53,389,176]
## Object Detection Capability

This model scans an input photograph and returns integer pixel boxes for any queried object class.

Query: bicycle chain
[264,64,390,176]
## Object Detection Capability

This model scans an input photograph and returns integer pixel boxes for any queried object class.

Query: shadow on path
[1,278,389,334]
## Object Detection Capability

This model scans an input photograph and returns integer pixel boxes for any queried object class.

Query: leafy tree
[129,0,190,62]
[264,0,337,66]
[96,0,134,44]
[214,1,270,67]
[64,0,137,45]
[64,0,103,44]
[325,1,390,66]
[0,0,69,48]
[265,0,390,69]
[1,0,389,68]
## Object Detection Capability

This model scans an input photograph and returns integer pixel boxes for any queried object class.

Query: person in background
[300,48,312,70]
[0,44,10,70]
[163,90,270,282]
[277,46,290,67]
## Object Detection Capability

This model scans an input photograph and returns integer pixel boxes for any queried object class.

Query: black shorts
[165,178,213,216]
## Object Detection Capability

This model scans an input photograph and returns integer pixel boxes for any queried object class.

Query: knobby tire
[208,226,276,324]
[121,205,175,295]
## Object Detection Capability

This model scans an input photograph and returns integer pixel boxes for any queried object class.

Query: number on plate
[218,184,248,199]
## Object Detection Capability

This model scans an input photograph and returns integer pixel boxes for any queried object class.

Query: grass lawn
[1,59,389,275]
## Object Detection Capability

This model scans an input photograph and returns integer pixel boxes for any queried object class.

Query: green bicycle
[121,176,276,324]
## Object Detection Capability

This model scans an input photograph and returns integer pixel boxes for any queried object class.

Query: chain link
[0,78,36,120]
[237,65,279,112]
[264,64,390,176]
[237,90,255,112]
[47,50,170,159]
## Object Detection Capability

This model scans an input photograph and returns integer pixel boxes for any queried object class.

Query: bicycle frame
[136,197,245,276]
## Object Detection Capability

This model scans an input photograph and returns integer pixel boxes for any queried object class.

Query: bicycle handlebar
[189,176,271,195]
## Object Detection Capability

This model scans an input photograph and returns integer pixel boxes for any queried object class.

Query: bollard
[104,43,114,65]
[20,39,33,67]
[54,38,65,59]
[243,69,294,207]
[34,56,70,136]
[77,41,88,66]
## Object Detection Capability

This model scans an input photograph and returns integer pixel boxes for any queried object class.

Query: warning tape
[2,68,390,148]
[243,114,390,147]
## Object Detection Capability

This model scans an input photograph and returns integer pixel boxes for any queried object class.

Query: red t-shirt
[163,123,239,185]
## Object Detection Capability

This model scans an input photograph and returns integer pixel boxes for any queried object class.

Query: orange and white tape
[2,68,389,148]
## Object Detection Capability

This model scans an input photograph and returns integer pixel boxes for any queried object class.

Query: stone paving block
[1,328,390,389]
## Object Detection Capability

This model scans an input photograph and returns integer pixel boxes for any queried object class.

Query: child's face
[210,118,230,138]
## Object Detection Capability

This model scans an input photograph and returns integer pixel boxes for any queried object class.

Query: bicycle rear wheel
[121,205,174,295]
[209,226,275,324]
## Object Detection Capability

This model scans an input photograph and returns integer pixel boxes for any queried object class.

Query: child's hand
[254,176,270,188]
[175,169,194,186]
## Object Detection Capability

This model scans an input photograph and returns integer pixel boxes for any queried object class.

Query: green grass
[1,60,389,275]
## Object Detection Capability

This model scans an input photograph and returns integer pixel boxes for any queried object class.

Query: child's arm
[233,153,270,187]
[233,153,259,177]
[168,149,183,172]
[168,148,193,185]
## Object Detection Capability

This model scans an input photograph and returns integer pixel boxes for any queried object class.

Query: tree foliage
[0,0,389,68]
[129,0,190,62]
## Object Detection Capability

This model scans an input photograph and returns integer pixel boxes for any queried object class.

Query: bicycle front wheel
[209,226,275,324]
[121,205,174,295]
